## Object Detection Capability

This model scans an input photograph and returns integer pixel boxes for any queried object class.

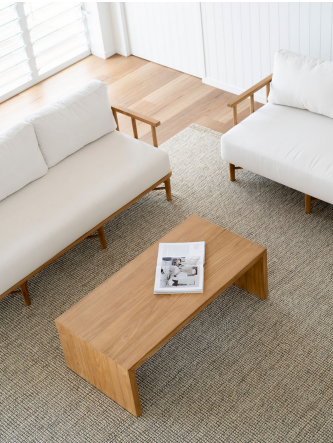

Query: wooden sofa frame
[2,106,172,306]
[227,73,318,215]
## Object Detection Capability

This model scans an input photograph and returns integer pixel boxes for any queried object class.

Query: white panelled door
[124,2,204,78]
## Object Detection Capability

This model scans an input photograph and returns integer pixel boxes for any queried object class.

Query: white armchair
[221,50,333,214]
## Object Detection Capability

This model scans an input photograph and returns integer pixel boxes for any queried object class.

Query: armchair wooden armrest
[111,105,161,147]
[227,74,273,126]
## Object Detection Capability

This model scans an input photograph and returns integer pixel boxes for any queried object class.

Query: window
[0,2,90,103]
[0,3,29,95]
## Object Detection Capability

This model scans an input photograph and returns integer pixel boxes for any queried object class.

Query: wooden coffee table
[55,215,268,417]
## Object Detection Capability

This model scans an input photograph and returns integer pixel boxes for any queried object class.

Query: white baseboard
[91,46,116,60]
[91,46,130,59]
[202,77,266,105]
[115,47,131,57]
[105,48,117,59]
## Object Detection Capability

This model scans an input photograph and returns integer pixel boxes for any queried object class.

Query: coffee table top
[56,215,266,371]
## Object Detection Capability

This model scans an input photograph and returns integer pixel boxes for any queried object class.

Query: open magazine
[154,242,205,294]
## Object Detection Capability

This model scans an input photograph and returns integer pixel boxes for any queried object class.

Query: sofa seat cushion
[0,121,48,202]
[25,80,117,167]
[221,103,333,204]
[0,131,170,295]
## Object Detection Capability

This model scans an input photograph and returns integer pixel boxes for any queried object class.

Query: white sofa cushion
[269,49,333,119]
[0,121,48,202]
[0,130,170,294]
[25,80,117,167]
[221,103,333,204]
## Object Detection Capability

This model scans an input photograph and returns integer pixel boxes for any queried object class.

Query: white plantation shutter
[0,2,90,102]
[0,3,31,95]
[24,2,89,74]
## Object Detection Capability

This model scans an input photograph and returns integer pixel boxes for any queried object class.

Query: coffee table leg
[113,367,142,417]
[56,323,142,417]
[234,250,268,299]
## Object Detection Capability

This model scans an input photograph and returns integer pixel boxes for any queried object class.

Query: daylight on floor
[1,1,332,442]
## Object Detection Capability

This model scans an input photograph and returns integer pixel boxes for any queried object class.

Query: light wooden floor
[0,54,262,145]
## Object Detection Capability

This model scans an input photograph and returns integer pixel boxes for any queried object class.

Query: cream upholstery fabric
[221,103,333,204]
[0,131,170,294]
[0,121,47,202]
[269,50,333,119]
[25,80,117,167]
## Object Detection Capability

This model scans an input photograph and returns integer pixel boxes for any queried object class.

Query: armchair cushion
[25,80,117,167]
[221,103,333,205]
[0,121,47,202]
[269,49,333,119]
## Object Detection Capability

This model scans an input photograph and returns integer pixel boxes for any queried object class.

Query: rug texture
[1,124,333,443]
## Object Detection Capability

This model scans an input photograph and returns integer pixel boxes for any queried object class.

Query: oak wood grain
[56,215,267,416]
[21,281,31,306]
[151,125,158,147]
[97,226,107,249]
[164,177,172,201]
[250,94,254,114]
[111,104,160,127]
[305,194,311,214]
[227,74,272,108]
[56,322,142,416]
[234,250,268,299]
[9,282,31,306]
[266,82,270,102]
[131,117,138,139]
[0,54,263,144]
[229,163,236,181]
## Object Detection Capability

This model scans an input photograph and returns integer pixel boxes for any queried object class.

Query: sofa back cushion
[25,80,117,167]
[0,121,48,202]
[269,49,333,119]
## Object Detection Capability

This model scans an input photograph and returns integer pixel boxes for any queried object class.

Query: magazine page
[157,242,205,266]
[154,242,205,294]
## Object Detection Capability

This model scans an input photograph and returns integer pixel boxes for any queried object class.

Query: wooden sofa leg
[21,281,31,306]
[164,177,172,201]
[97,226,107,249]
[229,163,236,181]
[305,194,312,214]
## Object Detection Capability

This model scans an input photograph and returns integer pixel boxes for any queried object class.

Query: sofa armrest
[111,105,161,147]
[111,105,160,127]
[227,74,273,126]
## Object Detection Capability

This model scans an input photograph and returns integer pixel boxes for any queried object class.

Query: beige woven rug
[1,124,333,442]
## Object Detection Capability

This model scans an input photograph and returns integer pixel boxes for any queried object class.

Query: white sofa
[0,80,172,305]
[221,50,333,214]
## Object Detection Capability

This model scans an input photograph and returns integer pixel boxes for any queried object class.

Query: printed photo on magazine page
[154,242,205,294]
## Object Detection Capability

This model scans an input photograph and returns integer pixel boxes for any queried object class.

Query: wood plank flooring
[0,54,263,144]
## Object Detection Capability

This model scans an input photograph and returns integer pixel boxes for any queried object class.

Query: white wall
[120,2,333,104]
[84,2,115,59]
[84,2,130,59]
[124,2,204,78]
[201,2,333,102]
[109,2,131,56]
